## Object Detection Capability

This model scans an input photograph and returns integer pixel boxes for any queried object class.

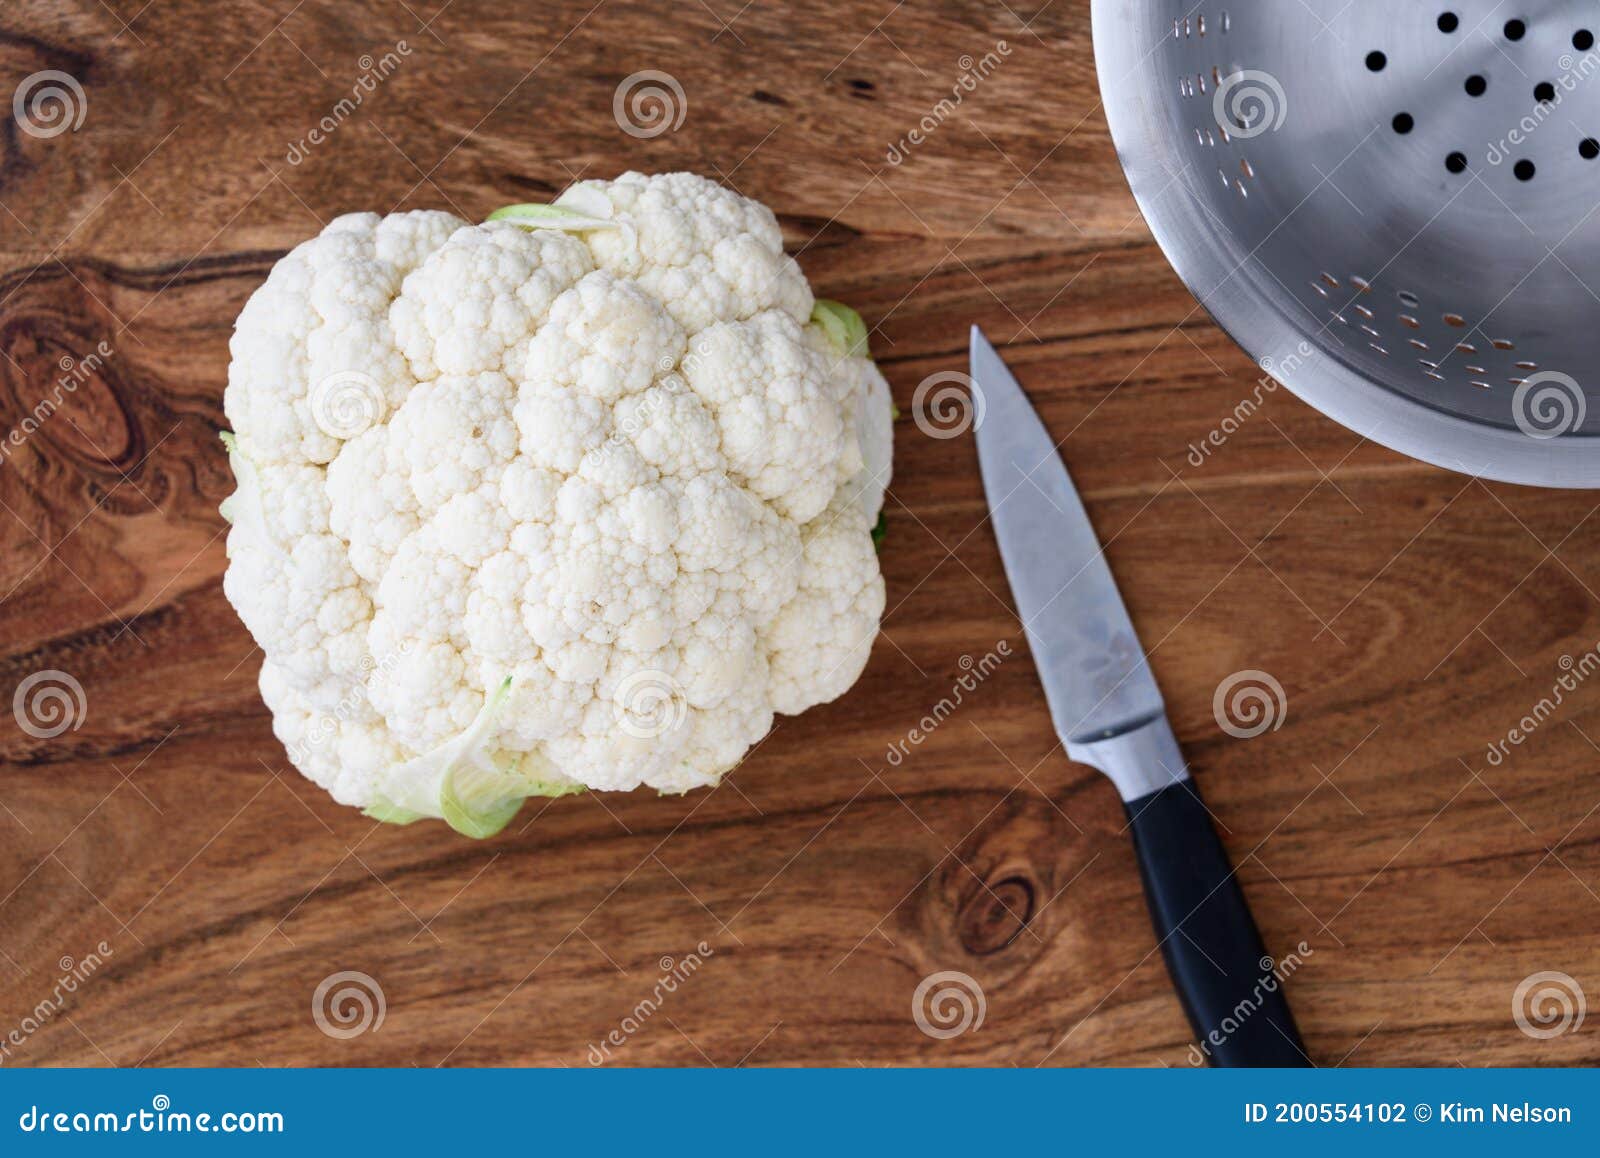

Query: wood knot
[956,872,1036,956]
[1,314,139,474]
[895,795,1088,979]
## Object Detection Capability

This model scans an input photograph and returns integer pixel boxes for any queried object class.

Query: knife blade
[969,326,1310,1067]
[971,325,1181,801]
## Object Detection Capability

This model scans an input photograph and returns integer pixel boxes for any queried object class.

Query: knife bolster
[1066,715,1189,803]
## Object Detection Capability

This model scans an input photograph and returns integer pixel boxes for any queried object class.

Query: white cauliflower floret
[391,222,593,380]
[684,310,854,522]
[221,171,893,836]
[766,494,888,715]
[221,443,371,692]
[225,210,464,466]
[558,171,813,334]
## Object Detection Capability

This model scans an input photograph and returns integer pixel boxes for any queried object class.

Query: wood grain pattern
[1,0,1598,1067]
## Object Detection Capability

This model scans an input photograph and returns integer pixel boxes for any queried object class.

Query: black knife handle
[1124,781,1311,1067]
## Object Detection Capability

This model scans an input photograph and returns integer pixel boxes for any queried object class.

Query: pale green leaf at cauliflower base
[810,300,871,360]
[218,432,274,552]
[366,676,583,838]
[220,171,893,836]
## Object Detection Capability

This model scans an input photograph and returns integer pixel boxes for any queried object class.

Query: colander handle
[1124,782,1312,1067]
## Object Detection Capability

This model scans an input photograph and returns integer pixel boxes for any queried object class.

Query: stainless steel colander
[1094,2,1600,486]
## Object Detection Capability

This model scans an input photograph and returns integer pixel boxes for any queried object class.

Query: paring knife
[971,327,1309,1068]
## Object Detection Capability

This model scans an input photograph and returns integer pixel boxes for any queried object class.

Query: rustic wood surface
[1,0,1597,1068]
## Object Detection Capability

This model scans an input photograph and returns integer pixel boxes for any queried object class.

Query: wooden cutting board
[1,0,1596,1067]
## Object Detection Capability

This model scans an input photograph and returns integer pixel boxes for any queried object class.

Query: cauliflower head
[220,172,893,837]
